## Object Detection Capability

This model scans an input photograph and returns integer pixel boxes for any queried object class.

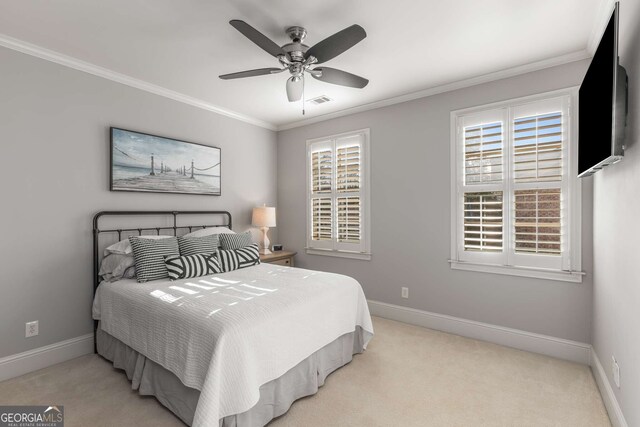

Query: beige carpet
[0,317,611,427]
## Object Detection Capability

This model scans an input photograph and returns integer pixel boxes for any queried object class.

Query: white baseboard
[0,334,94,382]
[590,348,628,427]
[0,315,627,427]
[367,300,591,364]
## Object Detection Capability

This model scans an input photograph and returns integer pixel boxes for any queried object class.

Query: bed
[92,211,374,426]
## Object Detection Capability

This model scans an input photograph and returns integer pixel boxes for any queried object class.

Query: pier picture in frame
[110,127,221,195]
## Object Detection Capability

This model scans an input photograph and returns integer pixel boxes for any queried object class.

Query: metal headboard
[92,210,232,351]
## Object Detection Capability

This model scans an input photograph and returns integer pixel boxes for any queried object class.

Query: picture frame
[110,127,221,196]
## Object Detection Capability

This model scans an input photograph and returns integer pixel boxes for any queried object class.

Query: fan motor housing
[284,26,309,62]
[282,43,308,63]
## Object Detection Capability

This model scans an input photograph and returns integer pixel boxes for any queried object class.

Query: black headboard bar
[92,210,232,352]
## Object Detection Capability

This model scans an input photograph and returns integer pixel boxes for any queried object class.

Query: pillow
[178,234,220,256]
[217,244,260,272]
[219,231,253,250]
[99,253,135,282]
[121,265,137,280]
[182,227,235,239]
[164,253,222,280]
[104,235,172,256]
[129,236,179,282]
[101,265,136,282]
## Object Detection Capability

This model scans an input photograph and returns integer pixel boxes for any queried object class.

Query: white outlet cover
[26,321,38,338]
[401,287,409,298]
[612,357,620,388]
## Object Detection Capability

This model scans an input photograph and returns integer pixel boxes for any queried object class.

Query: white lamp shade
[252,206,276,227]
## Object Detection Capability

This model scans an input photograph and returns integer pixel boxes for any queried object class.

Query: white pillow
[104,235,172,256]
[99,253,135,282]
[182,227,235,238]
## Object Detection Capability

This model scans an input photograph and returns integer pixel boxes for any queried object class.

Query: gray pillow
[129,236,179,282]
[219,231,253,250]
[178,234,219,256]
[99,253,135,282]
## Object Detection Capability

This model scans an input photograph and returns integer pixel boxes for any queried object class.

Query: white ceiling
[0,0,603,128]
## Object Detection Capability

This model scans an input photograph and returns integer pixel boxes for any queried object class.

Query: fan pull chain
[302,74,306,115]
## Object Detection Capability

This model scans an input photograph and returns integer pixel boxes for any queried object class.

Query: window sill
[449,260,584,283]
[306,248,372,261]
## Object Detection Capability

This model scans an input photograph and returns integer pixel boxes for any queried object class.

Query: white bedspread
[92,263,374,426]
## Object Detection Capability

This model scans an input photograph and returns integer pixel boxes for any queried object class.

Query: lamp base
[259,227,272,255]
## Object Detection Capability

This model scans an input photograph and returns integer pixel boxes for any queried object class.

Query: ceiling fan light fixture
[222,20,368,110]
[286,76,303,102]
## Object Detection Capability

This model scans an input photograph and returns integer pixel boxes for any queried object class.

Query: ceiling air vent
[308,95,332,105]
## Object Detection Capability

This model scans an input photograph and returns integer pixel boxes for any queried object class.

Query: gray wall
[592,0,640,425]
[0,47,277,358]
[278,60,594,343]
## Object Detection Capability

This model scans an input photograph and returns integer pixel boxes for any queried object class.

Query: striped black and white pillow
[164,253,222,280]
[129,236,179,283]
[217,244,261,272]
[219,231,253,250]
[177,234,219,256]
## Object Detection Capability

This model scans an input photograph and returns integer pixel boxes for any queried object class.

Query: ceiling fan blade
[286,77,303,102]
[309,67,369,88]
[305,25,366,64]
[229,20,285,58]
[219,68,283,80]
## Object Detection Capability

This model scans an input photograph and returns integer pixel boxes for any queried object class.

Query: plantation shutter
[336,144,361,192]
[458,109,506,264]
[311,149,332,193]
[311,198,332,241]
[510,97,568,269]
[336,135,362,248]
[307,131,368,255]
[309,141,334,250]
[453,93,578,278]
[463,192,503,252]
[513,112,563,183]
[464,122,503,184]
[513,189,561,255]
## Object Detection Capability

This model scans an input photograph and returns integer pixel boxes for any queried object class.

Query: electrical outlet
[26,321,38,338]
[401,287,409,299]
[612,356,620,388]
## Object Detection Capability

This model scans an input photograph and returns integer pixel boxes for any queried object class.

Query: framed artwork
[110,127,221,196]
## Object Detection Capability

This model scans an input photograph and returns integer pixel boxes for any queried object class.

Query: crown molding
[0,33,277,131]
[587,0,616,55]
[0,32,593,133]
[276,49,591,131]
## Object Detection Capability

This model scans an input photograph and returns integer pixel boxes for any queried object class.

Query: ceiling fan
[220,20,369,105]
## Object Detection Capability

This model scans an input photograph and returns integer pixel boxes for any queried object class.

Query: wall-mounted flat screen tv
[578,2,628,177]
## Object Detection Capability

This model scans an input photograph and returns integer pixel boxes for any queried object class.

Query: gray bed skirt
[97,324,366,426]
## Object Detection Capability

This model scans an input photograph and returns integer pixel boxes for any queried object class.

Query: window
[450,90,582,282]
[306,129,370,260]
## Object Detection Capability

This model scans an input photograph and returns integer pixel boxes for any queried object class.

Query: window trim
[450,88,582,283]
[306,128,371,261]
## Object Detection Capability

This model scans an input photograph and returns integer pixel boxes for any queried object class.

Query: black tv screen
[578,4,624,177]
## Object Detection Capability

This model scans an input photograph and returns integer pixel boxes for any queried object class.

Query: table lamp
[252,205,276,254]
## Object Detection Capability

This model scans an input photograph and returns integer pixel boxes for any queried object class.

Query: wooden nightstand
[260,251,296,267]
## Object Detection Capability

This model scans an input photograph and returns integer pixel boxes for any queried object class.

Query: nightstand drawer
[260,250,296,267]
[270,258,292,266]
